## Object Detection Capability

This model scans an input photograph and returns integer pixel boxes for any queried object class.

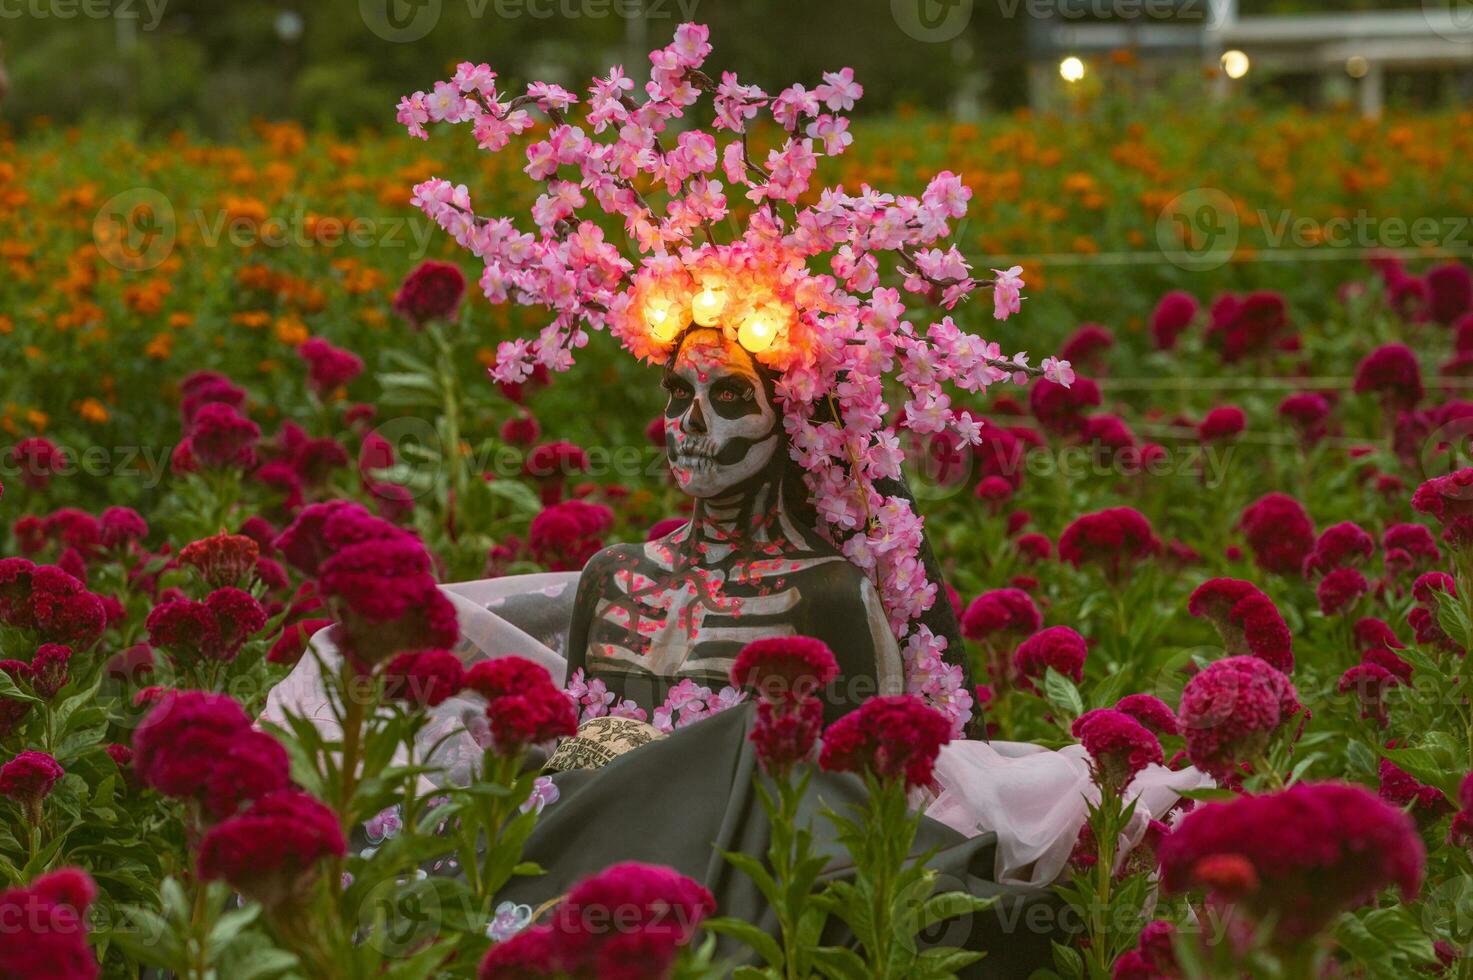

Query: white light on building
[1346,56,1369,79]
[1059,57,1086,83]
[1220,50,1250,80]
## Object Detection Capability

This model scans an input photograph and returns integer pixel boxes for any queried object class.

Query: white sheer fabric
[261,572,1212,884]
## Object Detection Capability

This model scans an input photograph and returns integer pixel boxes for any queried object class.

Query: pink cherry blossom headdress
[399,23,1073,734]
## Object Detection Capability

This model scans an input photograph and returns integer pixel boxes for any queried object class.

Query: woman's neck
[682,474,792,564]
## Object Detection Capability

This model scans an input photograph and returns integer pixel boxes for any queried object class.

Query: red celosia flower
[41,511,100,557]
[1412,468,1473,552]
[132,690,254,800]
[1158,781,1424,943]
[0,750,64,819]
[1197,405,1245,442]
[1015,532,1052,562]
[1426,262,1473,325]
[1058,507,1158,574]
[1237,493,1316,576]
[393,260,466,328]
[179,372,246,423]
[1114,693,1181,736]
[98,506,148,551]
[1354,344,1424,409]
[298,337,364,394]
[1179,656,1302,783]
[1082,415,1136,458]
[480,862,715,980]
[818,694,952,790]
[197,789,347,908]
[960,588,1041,642]
[1187,578,1295,673]
[0,868,100,979]
[146,599,222,660]
[1317,567,1369,617]
[274,501,394,577]
[529,499,613,571]
[499,412,542,447]
[1304,521,1375,576]
[25,566,107,649]
[9,436,67,491]
[205,587,268,657]
[330,574,459,668]
[1338,663,1399,727]
[187,402,261,470]
[1205,290,1290,362]
[0,661,32,738]
[974,422,1025,488]
[1412,570,1456,606]
[29,643,70,699]
[523,441,592,505]
[1029,376,1101,436]
[750,697,824,777]
[1277,391,1331,445]
[1377,758,1452,823]
[106,744,133,770]
[465,657,578,755]
[1013,626,1089,690]
[1381,523,1441,575]
[179,532,261,588]
[382,650,466,708]
[645,517,687,540]
[729,636,839,701]
[266,617,333,666]
[1059,323,1114,369]
[200,731,292,820]
[105,643,155,683]
[1072,708,1163,794]
[1150,290,1198,350]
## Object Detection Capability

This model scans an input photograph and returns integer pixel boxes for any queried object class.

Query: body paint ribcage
[587,537,846,687]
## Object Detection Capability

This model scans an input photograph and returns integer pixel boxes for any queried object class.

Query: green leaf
[1435,590,1473,650]
[0,671,39,703]
[226,946,301,980]
[704,916,784,968]
[912,946,986,978]
[916,890,997,934]
[1043,667,1084,720]
[807,945,870,980]
[207,903,262,948]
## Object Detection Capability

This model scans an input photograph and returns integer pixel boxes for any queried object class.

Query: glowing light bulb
[645,299,681,343]
[737,310,777,353]
[691,281,727,326]
[1220,50,1250,80]
[1059,57,1085,83]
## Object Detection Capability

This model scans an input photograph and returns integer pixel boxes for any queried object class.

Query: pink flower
[819,695,952,789]
[1114,693,1180,736]
[1158,782,1423,943]
[729,636,839,701]
[197,790,346,908]
[991,265,1024,320]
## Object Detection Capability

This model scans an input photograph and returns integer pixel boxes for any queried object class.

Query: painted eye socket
[714,388,740,403]
[663,378,693,399]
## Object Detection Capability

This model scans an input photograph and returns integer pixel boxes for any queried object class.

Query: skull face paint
[663,329,780,498]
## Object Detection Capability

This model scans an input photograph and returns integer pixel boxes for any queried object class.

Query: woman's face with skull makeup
[662,329,781,498]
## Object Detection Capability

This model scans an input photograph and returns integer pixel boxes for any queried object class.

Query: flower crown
[398,23,1073,733]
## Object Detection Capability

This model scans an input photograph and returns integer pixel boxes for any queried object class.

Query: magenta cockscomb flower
[1072,708,1163,793]
[1187,578,1294,673]
[1013,626,1088,691]
[382,650,466,708]
[819,695,952,790]
[960,588,1041,642]
[1178,655,1302,783]
[197,790,346,908]
[1159,781,1424,943]
[1237,493,1315,576]
[730,636,839,701]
